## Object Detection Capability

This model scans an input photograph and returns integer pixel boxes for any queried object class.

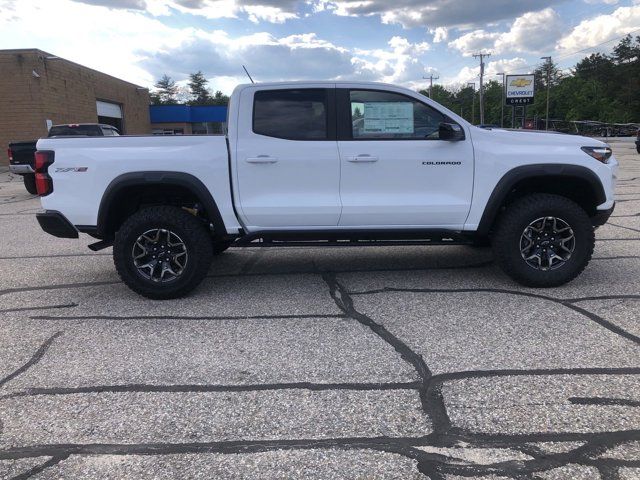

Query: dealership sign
[505,75,535,105]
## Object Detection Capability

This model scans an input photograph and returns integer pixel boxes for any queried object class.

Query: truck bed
[37,134,239,231]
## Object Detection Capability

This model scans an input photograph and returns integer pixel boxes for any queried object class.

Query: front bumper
[9,164,34,174]
[36,210,79,238]
[592,203,615,227]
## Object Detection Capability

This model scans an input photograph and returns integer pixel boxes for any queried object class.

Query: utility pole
[496,72,505,128]
[540,56,551,130]
[473,52,491,125]
[467,82,475,124]
[423,74,439,98]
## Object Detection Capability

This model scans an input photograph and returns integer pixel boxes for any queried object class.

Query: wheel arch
[97,171,225,239]
[477,164,606,237]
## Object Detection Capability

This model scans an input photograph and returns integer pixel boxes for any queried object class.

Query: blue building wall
[149,105,228,123]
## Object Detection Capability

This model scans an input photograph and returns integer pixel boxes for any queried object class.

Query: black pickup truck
[8,123,120,193]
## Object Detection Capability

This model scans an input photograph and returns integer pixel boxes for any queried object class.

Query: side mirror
[439,122,465,141]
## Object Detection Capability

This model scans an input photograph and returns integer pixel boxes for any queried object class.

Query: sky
[1,0,639,94]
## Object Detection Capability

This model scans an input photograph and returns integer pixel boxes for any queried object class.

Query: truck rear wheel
[23,174,37,195]
[113,206,213,299]
[492,194,594,287]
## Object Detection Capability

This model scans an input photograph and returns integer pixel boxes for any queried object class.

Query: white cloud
[318,0,563,28]
[494,8,564,54]
[0,0,192,85]
[557,5,640,54]
[68,0,301,22]
[430,26,448,43]
[448,30,499,56]
[448,8,564,56]
[443,57,528,88]
[349,36,431,87]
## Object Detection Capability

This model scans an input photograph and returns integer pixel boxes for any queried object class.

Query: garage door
[96,100,123,132]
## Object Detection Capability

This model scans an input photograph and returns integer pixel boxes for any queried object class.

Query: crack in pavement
[608,222,640,234]
[8,455,69,480]
[569,397,640,407]
[29,313,349,321]
[2,381,422,399]
[321,272,435,425]
[348,286,640,345]
[0,304,78,314]
[1,431,639,479]
[0,332,63,389]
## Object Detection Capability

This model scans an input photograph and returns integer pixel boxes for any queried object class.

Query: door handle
[246,156,278,164]
[346,154,379,163]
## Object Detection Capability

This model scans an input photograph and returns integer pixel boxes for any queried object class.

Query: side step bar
[233,229,474,248]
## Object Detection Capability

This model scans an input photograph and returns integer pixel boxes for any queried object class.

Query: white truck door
[337,88,474,228]
[235,87,341,228]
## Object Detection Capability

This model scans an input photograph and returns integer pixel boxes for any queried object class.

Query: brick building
[0,49,151,165]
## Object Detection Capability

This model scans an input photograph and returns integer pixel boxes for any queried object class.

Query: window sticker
[363,102,414,134]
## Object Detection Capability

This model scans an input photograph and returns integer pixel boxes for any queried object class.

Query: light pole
[467,82,475,124]
[472,52,490,125]
[423,74,439,98]
[496,72,505,128]
[540,56,551,130]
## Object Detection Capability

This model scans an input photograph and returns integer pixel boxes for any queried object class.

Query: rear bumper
[9,164,34,174]
[592,203,615,227]
[36,210,79,238]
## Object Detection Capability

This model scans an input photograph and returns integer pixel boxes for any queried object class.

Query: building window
[153,128,184,135]
[192,122,225,135]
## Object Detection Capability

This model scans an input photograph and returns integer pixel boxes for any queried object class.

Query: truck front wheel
[113,206,213,299]
[492,194,595,287]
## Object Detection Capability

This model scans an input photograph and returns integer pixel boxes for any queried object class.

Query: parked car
[8,123,119,193]
[636,128,640,154]
[34,81,617,299]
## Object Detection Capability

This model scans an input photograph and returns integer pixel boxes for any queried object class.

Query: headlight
[581,146,612,163]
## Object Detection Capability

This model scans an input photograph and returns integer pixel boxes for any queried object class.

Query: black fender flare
[96,171,225,238]
[476,163,606,236]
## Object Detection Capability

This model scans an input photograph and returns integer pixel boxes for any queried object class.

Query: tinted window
[49,125,102,136]
[253,89,328,140]
[350,90,445,140]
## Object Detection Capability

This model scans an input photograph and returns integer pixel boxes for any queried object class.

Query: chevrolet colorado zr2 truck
[33,82,617,299]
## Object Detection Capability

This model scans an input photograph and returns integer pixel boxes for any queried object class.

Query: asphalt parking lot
[0,140,638,479]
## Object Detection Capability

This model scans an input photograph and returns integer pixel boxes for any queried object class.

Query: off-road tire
[23,174,37,195]
[114,206,213,299]
[492,193,594,287]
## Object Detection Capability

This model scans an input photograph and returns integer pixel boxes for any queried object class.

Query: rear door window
[253,89,329,140]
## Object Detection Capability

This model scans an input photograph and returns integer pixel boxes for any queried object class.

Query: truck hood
[472,127,608,148]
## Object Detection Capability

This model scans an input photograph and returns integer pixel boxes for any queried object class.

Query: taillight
[7,148,12,162]
[34,150,55,196]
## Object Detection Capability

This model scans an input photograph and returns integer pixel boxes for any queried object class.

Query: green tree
[188,71,211,105]
[150,74,178,105]
[211,90,230,106]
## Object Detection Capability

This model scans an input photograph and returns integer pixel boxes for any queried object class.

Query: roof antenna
[242,65,255,84]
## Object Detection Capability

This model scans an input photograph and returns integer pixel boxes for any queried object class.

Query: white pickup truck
[34,81,617,299]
